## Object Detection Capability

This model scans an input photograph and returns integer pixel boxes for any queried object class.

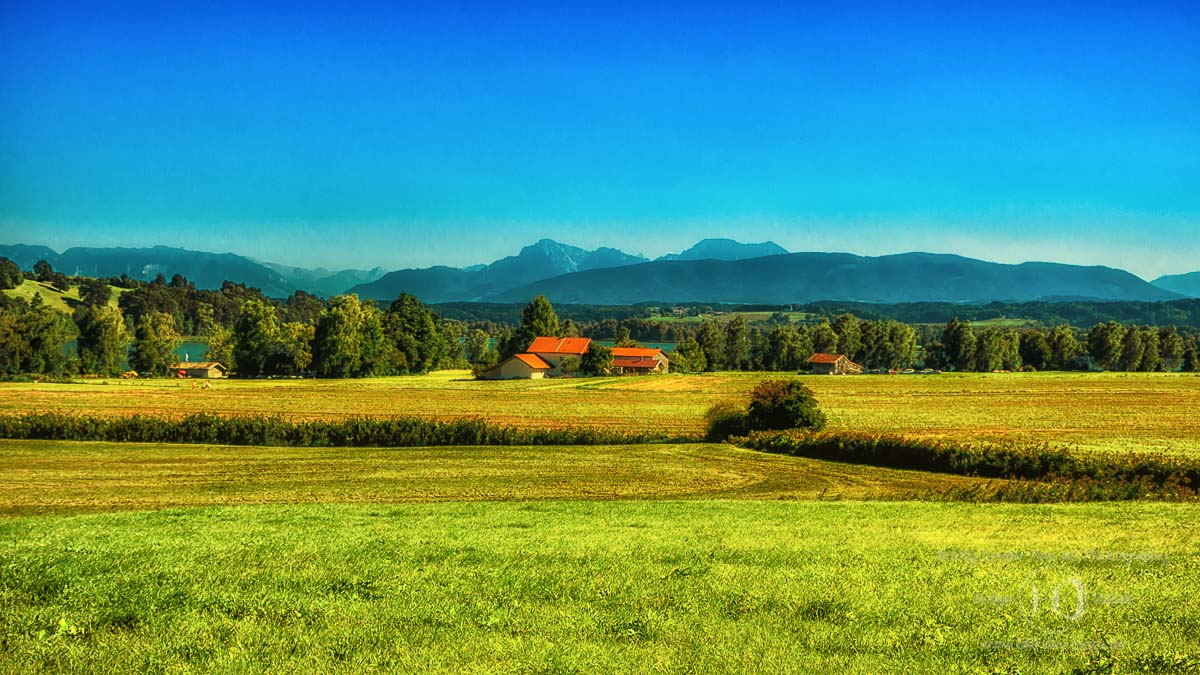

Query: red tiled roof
[527,336,592,355]
[611,347,663,358]
[807,353,846,364]
[513,353,552,369]
[613,357,661,369]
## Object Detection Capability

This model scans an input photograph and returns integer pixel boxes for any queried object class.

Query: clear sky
[1,1,1197,279]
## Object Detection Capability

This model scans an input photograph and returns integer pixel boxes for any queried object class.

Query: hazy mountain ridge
[657,238,788,261]
[1152,271,1200,298]
[0,241,1183,305]
[492,252,1179,304]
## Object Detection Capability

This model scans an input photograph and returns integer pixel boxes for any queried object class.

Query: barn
[527,337,592,375]
[611,347,670,374]
[807,353,862,375]
[172,361,227,378]
[478,353,552,380]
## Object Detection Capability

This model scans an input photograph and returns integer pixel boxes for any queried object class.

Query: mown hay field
[3,371,1198,454]
[0,439,994,515]
[2,500,1197,673]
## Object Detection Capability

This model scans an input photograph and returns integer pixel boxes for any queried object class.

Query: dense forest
[1,257,1198,378]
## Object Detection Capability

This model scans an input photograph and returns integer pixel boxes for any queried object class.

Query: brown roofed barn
[807,353,862,375]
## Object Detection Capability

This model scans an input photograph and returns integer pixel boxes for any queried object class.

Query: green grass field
[3,372,1199,671]
[3,371,1198,454]
[3,501,1197,672]
[1,279,126,314]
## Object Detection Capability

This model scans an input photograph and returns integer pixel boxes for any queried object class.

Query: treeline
[434,298,1200,329]
[2,257,1199,378]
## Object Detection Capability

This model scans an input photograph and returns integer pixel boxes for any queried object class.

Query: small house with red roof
[478,353,553,380]
[527,336,592,375]
[611,346,669,374]
[807,353,862,375]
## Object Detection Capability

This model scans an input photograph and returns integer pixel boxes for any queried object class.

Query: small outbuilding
[173,361,227,378]
[807,353,862,375]
[478,353,552,380]
[611,347,669,374]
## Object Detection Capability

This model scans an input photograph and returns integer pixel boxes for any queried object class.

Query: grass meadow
[2,501,1197,673]
[2,371,1199,672]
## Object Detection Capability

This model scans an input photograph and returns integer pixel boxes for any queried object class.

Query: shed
[806,353,862,375]
[612,356,667,375]
[611,347,669,374]
[172,361,227,378]
[479,353,552,380]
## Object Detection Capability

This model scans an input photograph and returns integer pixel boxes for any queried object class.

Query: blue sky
[1,1,1197,279]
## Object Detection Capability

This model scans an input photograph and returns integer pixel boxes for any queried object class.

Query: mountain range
[1,239,1193,305]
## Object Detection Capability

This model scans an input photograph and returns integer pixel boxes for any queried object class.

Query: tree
[233,299,281,377]
[614,325,639,348]
[3,297,75,376]
[697,320,726,371]
[1018,330,1052,371]
[765,324,812,372]
[0,257,22,290]
[1159,326,1185,372]
[386,294,446,374]
[746,379,827,432]
[1138,326,1161,372]
[581,343,613,376]
[279,322,315,373]
[725,316,751,370]
[464,329,496,366]
[1046,324,1083,370]
[32,259,53,282]
[77,278,112,307]
[74,305,128,375]
[560,319,580,337]
[311,294,389,378]
[810,320,839,355]
[942,318,976,372]
[1182,341,1200,373]
[1116,326,1144,372]
[129,311,180,376]
[1087,322,1127,371]
[517,295,559,352]
[672,336,707,373]
[832,314,862,362]
[205,324,235,370]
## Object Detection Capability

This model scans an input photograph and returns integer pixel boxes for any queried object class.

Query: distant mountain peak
[659,238,789,262]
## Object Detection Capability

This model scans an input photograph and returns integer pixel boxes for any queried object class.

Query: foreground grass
[0,440,993,515]
[2,371,1197,454]
[1,501,1197,673]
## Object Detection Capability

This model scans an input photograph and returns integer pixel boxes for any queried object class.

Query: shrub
[746,379,826,432]
[704,399,749,441]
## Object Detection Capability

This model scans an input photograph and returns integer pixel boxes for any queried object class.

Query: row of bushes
[740,431,1200,497]
[0,412,696,447]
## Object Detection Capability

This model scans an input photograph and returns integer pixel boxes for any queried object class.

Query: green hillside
[1,279,125,314]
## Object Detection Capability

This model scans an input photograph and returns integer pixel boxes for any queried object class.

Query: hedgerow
[0,412,696,447]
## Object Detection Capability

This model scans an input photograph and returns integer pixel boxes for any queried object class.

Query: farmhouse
[611,347,670,374]
[172,361,227,378]
[478,353,552,380]
[527,336,592,375]
[807,353,862,375]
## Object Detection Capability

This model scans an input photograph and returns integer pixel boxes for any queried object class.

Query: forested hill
[493,252,1178,305]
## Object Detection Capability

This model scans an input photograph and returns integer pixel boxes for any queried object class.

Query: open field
[2,501,1197,672]
[1,279,126,313]
[3,371,1198,454]
[0,440,994,515]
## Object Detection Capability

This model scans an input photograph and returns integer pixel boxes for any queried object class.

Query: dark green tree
[671,336,707,373]
[942,318,977,372]
[746,379,827,432]
[1087,322,1127,371]
[233,299,282,377]
[1047,324,1083,370]
[1116,326,1145,372]
[0,257,23,290]
[725,316,751,370]
[810,320,839,355]
[74,305,128,375]
[517,295,560,352]
[1159,326,1185,371]
[77,278,112,308]
[832,314,862,362]
[386,293,446,374]
[581,343,613,376]
[1018,330,1052,370]
[697,319,726,371]
[129,311,180,376]
[32,259,53,282]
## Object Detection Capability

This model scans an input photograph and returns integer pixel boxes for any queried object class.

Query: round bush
[746,379,827,432]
